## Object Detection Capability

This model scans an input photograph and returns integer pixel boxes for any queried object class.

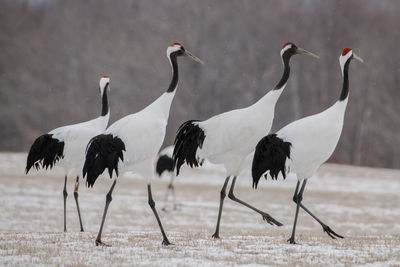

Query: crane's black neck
[339,60,350,101]
[101,83,109,116]
[274,53,291,90]
[167,53,179,93]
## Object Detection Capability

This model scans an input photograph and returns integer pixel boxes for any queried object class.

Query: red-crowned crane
[155,145,178,211]
[251,48,363,244]
[173,42,319,238]
[26,76,111,232]
[82,43,203,246]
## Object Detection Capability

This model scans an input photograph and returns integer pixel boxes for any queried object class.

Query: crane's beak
[184,50,204,64]
[296,47,320,59]
[353,53,364,63]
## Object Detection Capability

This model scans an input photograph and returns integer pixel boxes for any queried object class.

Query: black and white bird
[155,145,177,211]
[173,42,319,238]
[252,48,363,244]
[26,76,111,232]
[82,42,203,246]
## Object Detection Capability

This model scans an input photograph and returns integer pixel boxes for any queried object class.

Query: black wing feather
[26,134,64,174]
[252,134,291,189]
[82,134,125,187]
[173,120,205,175]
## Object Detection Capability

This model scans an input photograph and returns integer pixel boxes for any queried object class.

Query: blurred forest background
[1,0,399,169]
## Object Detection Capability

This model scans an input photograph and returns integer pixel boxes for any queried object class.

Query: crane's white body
[278,99,348,179]
[197,89,283,176]
[159,145,174,158]
[270,49,362,181]
[82,43,203,246]
[50,114,110,176]
[250,49,362,243]
[106,92,175,180]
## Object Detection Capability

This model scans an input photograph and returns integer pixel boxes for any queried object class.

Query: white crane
[251,48,363,244]
[82,43,203,246]
[173,42,319,238]
[155,145,177,211]
[26,76,111,232]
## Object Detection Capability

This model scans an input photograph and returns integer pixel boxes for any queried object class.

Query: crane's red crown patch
[170,42,182,47]
[282,42,293,48]
[102,76,109,78]
[342,48,352,56]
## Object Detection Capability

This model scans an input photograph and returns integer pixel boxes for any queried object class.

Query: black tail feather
[26,134,64,174]
[173,120,205,175]
[156,155,174,177]
[252,134,291,189]
[82,134,125,187]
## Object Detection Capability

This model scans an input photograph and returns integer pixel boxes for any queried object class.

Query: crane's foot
[211,232,220,239]
[261,212,283,226]
[161,206,168,212]
[322,224,344,239]
[162,238,172,246]
[287,237,299,245]
[95,239,111,247]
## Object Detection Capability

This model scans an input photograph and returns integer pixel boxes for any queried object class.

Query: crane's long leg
[295,184,343,239]
[63,175,68,232]
[212,176,230,239]
[73,176,84,232]
[171,183,177,210]
[228,176,282,226]
[95,180,117,247]
[147,184,171,246]
[161,182,172,211]
[288,179,306,244]
[298,203,343,239]
[170,174,178,210]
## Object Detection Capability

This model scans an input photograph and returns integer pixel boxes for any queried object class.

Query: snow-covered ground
[0,152,399,266]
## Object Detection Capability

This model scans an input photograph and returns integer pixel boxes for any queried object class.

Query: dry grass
[0,153,400,266]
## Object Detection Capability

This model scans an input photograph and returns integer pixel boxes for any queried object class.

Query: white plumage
[252,48,363,244]
[112,93,174,174]
[26,76,111,232]
[82,42,203,246]
[197,90,282,175]
[51,112,110,176]
[173,42,319,238]
[279,100,347,178]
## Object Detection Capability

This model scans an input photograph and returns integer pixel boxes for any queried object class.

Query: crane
[26,76,111,232]
[83,43,203,246]
[252,48,363,244]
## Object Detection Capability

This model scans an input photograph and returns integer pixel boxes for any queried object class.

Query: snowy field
[0,152,400,266]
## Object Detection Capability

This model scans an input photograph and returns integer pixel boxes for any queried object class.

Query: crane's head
[339,48,363,72]
[167,42,204,64]
[280,42,319,59]
[99,76,110,95]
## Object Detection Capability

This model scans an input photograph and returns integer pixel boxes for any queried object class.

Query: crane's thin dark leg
[212,176,230,239]
[298,203,343,239]
[288,180,306,244]
[170,175,178,210]
[63,175,68,232]
[161,183,172,212]
[171,184,178,210]
[228,176,283,226]
[73,176,84,232]
[95,180,117,247]
[147,184,171,246]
